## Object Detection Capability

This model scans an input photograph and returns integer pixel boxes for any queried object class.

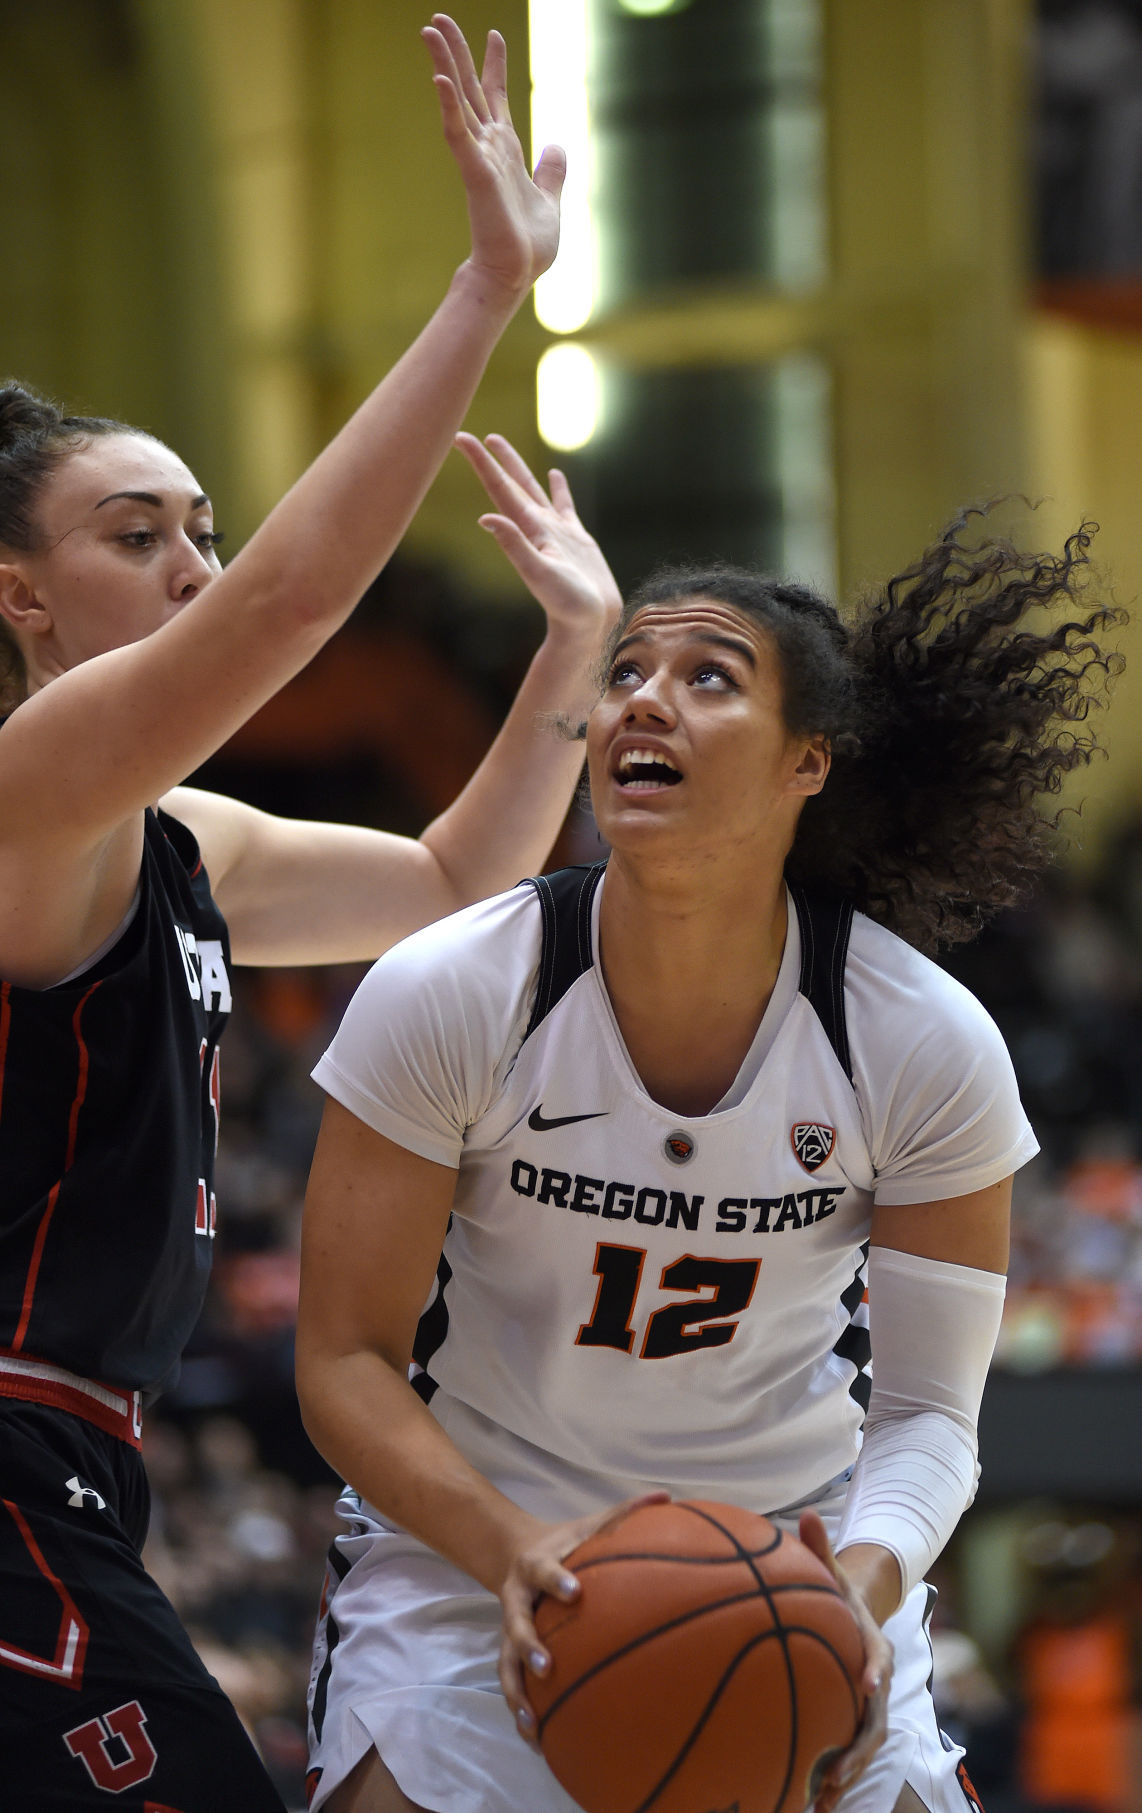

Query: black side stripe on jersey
[521,864,607,1042]
[833,1241,872,1414]
[310,1540,351,1749]
[920,1580,940,1703]
[919,1580,966,1759]
[411,1246,454,1406]
[790,885,854,1082]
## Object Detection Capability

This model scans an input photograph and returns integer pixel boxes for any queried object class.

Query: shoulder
[316,882,545,1162]
[845,910,1007,1061]
[322,880,540,1076]
[843,910,1036,1199]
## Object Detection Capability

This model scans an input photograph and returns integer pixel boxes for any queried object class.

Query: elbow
[238,567,353,661]
[293,1323,409,1471]
[294,1333,335,1459]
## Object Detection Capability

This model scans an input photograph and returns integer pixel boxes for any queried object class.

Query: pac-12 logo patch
[791,1122,835,1173]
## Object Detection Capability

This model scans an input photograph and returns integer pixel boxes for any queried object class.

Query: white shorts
[307,1411,974,1813]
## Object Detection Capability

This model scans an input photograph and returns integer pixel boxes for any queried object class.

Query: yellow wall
[823,0,1028,588]
[0,0,542,592]
[178,0,544,587]
[0,0,228,490]
[1025,316,1142,852]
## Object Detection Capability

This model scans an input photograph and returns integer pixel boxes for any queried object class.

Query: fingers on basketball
[525,1498,869,1813]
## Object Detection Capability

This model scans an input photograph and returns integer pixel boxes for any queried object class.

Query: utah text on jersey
[173,925,232,1012]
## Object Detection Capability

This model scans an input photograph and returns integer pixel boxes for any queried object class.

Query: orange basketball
[526,1499,867,1813]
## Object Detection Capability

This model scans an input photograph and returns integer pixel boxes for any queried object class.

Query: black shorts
[0,1403,286,1811]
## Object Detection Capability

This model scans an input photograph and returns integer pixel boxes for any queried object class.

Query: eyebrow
[612,628,758,669]
[94,490,210,511]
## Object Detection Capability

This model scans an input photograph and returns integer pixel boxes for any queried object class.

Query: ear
[0,564,51,642]
[789,735,831,797]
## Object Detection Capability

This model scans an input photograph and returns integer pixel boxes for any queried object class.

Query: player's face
[586,597,829,864]
[14,433,222,672]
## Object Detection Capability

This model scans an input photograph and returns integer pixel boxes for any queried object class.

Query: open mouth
[616,747,683,790]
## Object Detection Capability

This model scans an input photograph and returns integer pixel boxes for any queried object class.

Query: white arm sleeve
[834,1246,1006,1608]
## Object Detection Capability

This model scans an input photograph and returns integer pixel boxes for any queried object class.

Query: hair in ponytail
[615,517,1125,952]
[0,381,135,708]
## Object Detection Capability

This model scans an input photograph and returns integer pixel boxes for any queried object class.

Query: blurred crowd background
[7,0,1142,1807]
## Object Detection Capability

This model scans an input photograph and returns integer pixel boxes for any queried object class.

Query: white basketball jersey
[315,867,1036,1518]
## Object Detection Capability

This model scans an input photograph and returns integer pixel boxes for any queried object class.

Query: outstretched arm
[168,435,622,965]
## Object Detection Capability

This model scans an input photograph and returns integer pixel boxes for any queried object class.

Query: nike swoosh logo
[527,1106,609,1132]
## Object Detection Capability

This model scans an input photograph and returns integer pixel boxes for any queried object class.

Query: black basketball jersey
[0,809,232,1399]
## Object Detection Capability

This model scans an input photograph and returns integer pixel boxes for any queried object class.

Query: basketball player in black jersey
[0,18,615,1808]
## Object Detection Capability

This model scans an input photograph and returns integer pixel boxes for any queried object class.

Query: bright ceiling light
[537,343,600,451]
[529,0,594,333]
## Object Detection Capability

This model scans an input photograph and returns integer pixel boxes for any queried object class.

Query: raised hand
[423,16,565,299]
[456,431,623,645]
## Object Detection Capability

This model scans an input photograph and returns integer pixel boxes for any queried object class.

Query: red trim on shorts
[0,1351,143,1450]
[11,981,100,1354]
[0,1498,90,1688]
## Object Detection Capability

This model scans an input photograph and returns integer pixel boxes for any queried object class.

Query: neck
[597,852,790,1116]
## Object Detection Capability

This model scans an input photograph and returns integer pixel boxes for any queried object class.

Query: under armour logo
[66,1476,107,1512]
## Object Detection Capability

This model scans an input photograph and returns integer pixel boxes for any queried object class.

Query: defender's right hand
[423,16,565,300]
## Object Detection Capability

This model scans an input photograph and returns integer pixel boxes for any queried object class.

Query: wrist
[451,257,530,320]
[535,615,610,657]
[483,1506,550,1598]
[834,1541,904,1626]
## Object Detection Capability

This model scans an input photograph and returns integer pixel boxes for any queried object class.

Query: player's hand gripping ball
[526,1499,867,1813]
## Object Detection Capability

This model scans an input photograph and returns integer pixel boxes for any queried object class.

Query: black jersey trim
[309,1604,341,1745]
[411,1245,454,1406]
[790,885,854,1082]
[521,870,855,1083]
[521,864,607,1042]
[833,1240,871,1416]
[311,1533,354,1742]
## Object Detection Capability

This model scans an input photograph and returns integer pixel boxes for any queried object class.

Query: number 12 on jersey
[576,1242,761,1359]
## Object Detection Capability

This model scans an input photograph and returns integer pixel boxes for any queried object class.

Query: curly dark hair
[614,510,1125,952]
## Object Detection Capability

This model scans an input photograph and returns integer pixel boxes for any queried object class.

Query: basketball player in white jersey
[296,440,1120,1813]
